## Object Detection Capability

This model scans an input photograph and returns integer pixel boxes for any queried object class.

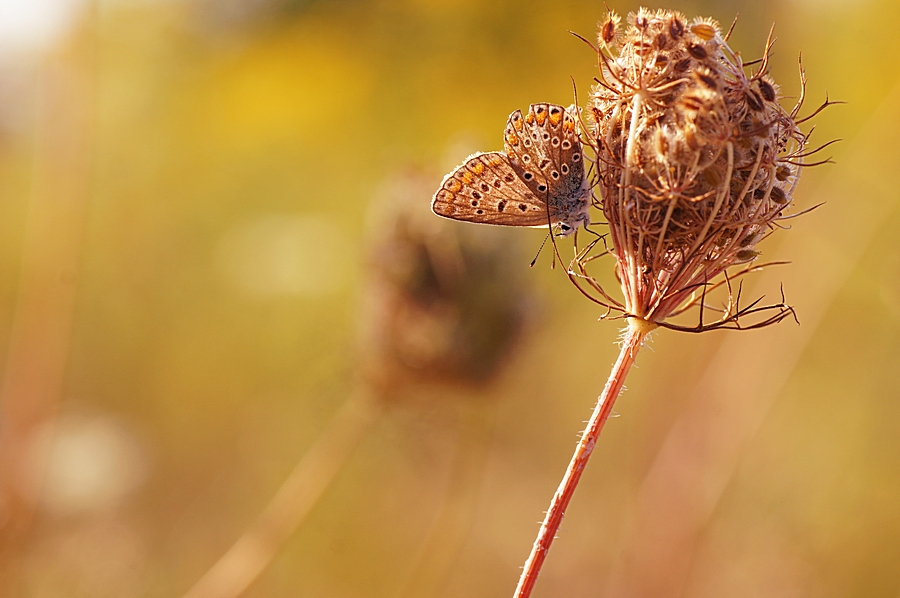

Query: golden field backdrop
[0,0,897,596]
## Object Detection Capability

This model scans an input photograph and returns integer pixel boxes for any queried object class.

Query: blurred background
[0,0,897,597]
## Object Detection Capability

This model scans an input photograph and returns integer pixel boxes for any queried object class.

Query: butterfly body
[432,103,591,236]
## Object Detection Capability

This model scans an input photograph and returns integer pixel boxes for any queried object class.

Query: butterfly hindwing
[557,106,586,198]
[503,109,548,197]
[432,152,549,227]
[523,103,568,198]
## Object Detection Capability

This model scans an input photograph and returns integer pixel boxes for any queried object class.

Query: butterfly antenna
[530,231,552,268]
[547,223,566,270]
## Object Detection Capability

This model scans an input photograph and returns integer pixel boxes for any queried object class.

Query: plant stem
[396,397,496,598]
[182,387,382,598]
[513,320,651,598]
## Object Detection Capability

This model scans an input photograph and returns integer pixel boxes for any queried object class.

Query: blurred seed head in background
[360,167,534,396]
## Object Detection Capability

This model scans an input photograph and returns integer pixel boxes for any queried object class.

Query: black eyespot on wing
[518,204,528,212]
[493,180,502,188]
[543,133,550,140]
[561,164,569,174]
[523,171,533,180]
[522,154,531,162]
[572,153,581,162]
[504,174,515,182]
[537,183,547,192]
[475,209,484,215]
[551,171,559,179]
[551,137,560,147]
[472,192,481,200]
[480,183,490,191]
[497,201,506,211]
[562,140,572,149]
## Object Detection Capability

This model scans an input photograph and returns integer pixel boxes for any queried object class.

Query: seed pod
[687,42,708,60]
[775,164,793,181]
[758,78,777,102]
[746,89,764,112]
[693,67,718,90]
[770,186,787,203]
[690,23,717,41]
[600,16,617,44]
[669,16,685,38]
[734,249,760,263]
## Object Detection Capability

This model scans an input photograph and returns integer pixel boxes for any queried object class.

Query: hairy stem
[513,319,652,598]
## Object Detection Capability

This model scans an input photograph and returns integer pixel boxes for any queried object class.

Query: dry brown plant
[513,9,835,598]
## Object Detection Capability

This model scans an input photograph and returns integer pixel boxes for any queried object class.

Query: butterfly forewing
[432,152,549,227]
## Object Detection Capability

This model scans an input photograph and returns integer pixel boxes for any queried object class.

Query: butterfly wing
[432,152,550,227]
[534,104,587,198]
[502,108,549,197]
[503,104,586,195]
[555,105,587,198]
[503,104,590,232]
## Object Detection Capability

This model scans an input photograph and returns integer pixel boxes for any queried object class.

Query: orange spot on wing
[472,161,485,175]
[549,111,563,126]
[564,120,575,133]
[535,110,547,125]
[461,172,473,184]
[488,155,504,167]
[448,180,462,192]
[506,132,519,146]
[525,112,534,124]
[513,117,524,131]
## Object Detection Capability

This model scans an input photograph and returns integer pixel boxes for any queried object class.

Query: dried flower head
[573,8,831,332]
[361,169,532,394]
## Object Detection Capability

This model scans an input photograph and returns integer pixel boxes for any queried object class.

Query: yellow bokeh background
[0,1,898,597]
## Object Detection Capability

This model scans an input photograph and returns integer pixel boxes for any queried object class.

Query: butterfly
[432,103,591,237]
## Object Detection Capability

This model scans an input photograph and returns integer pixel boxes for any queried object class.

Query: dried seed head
[362,170,531,393]
[586,9,810,328]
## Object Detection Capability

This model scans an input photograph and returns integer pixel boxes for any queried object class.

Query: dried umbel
[578,8,825,331]
[361,170,532,395]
